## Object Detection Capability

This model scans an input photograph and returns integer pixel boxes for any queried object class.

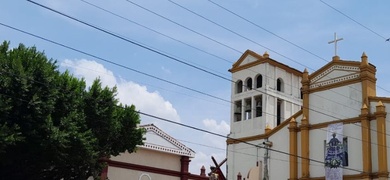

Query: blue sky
[1,0,389,174]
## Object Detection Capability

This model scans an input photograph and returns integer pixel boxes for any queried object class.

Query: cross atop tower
[328,32,343,56]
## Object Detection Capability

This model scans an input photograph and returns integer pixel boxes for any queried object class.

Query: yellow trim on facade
[301,68,310,178]
[375,101,389,178]
[369,96,390,103]
[360,104,372,174]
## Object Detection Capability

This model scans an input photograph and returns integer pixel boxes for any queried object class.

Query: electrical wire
[3,1,390,172]
[2,20,389,148]
[26,0,365,119]
[3,3,388,148]
[207,0,329,63]
[167,0,323,69]
[319,0,388,40]
[0,30,380,175]
[79,0,233,64]
[124,0,243,54]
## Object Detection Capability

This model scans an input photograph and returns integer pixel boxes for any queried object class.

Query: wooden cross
[328,32,343,56]
[210,156,227,180]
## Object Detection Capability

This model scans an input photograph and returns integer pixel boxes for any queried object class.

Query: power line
[35,0,369,118]
[318,0,390,96]
[166,0,310,70]
[1,18,381,147]
[159,0,366,110]
[79,0,233,64]
[0,25,382,175]
[8,2,381,142]
[27,0,366,119]
[80,0,306,95]
[0,22,230,104]
[60,60,230,107]
[0,22,372,132]
[124,0,243,54]
[4,1,388,174]
[319,0,388,40]
[206,0,329,63]
[136,110,365,173]
[12,0,390,155]
[27,0,235,85]
[205,0,390,99]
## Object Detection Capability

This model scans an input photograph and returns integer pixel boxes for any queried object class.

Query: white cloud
[201,119,230,153]
[60,59,180,123]
[202,119,230,135]
[61,59,116,88]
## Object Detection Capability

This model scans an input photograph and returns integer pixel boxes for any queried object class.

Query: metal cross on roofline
[328,32,343,56]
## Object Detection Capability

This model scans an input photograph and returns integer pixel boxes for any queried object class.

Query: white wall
[309,83,362,124]
[227,140,263,180]
[268,126,290,179]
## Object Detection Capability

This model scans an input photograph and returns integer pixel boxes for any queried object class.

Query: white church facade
[227,50,389,180]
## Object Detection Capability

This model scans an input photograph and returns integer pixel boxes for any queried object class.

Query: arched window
[277,78,284,92]
[246,78,252,91]
[236,80,243,94]
[256,74,263,88]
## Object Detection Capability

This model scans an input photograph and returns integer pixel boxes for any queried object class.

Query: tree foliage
[0,41,145,179]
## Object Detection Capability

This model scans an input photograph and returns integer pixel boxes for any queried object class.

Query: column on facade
[288,117,298,180]
[360,52,376,106]
[180,156,191,180]
[360,103,372,178]
[300,68,310,178]
[375,101,389,179]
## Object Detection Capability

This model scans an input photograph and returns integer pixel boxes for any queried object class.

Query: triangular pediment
[309,60,361,89]
[140,124,195,157]
[230,50,265,71]
[229,50,302,76]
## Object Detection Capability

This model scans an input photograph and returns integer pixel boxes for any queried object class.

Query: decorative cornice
[140,124,195,157]
[308,78,361,93]
[310,65,360,84]
[310,73,360,89]
[308,60,361,80]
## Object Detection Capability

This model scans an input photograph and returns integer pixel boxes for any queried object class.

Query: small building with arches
[100,124,209,180]
[227,51,390,180]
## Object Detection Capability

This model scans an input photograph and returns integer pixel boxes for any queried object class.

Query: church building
[227,50,389,180]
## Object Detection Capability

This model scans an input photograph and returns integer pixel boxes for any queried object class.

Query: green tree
[0,41,145,179]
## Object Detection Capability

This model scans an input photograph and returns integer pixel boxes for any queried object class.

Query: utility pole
[262,140,272,180]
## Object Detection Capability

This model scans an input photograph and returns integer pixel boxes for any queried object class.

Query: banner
[325,123,343,180]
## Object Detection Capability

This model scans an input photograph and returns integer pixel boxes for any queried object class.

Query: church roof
[229,49,302,76]
[308,55,376,92]
[139,124,195,158]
